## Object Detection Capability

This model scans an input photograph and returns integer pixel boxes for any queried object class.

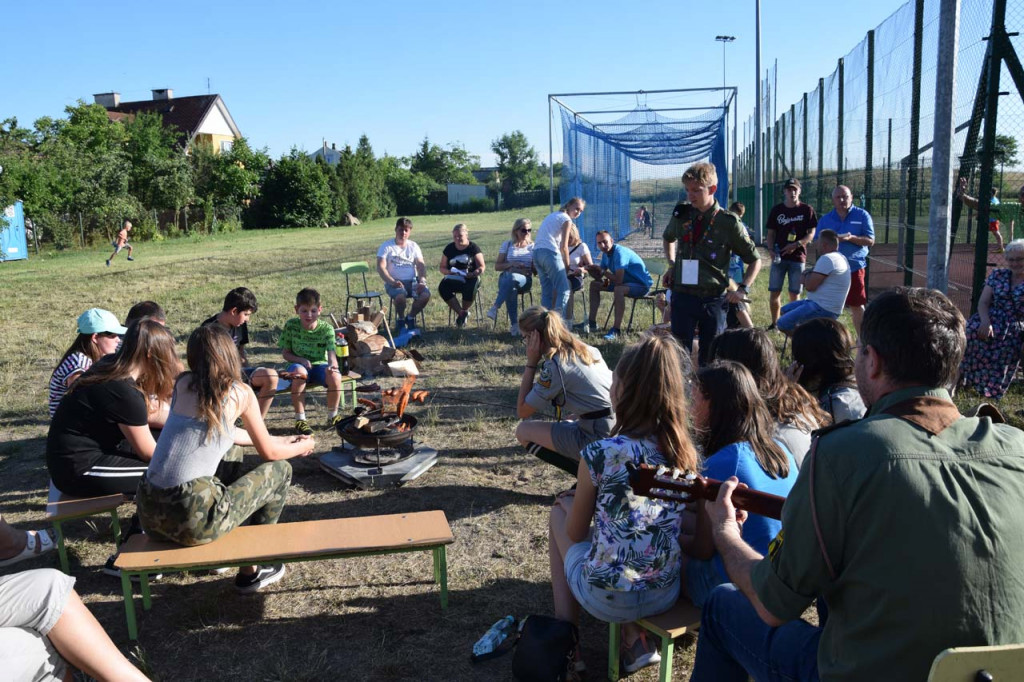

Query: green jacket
[662,201,758,297]
[752,386,1024,681]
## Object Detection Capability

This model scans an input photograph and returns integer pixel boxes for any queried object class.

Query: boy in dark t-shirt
[203,287,279,418]
[765,178,817,329]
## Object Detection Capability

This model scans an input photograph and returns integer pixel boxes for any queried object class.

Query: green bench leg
[608,622,621,680]
[121,573,138,640]
[141,574,152,610]
[433,545,448,609]
[657,634,674,682]
[110,510,122,546]
[52,521,69,574]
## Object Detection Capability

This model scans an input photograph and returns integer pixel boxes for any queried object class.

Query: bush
[131,213,160,241]
[453,197,494,213]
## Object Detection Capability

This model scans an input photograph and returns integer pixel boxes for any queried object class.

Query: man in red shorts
[816,185,874,336]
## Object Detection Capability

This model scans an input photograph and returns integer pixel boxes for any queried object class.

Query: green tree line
[0,101,553,246]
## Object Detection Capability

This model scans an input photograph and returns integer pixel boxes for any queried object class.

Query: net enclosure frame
[548,88,739,251]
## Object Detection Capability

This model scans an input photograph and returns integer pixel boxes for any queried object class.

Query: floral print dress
[579,435,684,591]
[960,268,1024,399]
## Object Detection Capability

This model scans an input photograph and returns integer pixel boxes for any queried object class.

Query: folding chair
[492,280,534,330]
[340,262,384,313]
[602,259,669,332]
[447,279,485,327]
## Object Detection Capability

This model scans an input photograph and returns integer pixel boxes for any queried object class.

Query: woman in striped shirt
[48,309,125,417]
[486,218,536,336]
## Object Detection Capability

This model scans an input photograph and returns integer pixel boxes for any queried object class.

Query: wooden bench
[607,598,701,681]
[46,481,125,574]
[114,510,454,640]
[273,370,361,410]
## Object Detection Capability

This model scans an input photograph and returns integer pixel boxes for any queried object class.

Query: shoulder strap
[807,436,838,581]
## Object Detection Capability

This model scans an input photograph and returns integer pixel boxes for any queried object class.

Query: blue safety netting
[558,105,730,249]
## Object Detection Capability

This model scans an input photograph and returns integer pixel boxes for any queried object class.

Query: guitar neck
[628,464,786,520]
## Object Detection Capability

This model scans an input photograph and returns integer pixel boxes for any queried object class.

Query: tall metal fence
[735,0,1024,315]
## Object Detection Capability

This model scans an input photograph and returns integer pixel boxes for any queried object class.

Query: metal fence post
[866,30,875,212]
[790,104,796,180]
[928,0,961,293]
[904,0,925,286]
[79,213,84,248]
[838,58,845,185]
[802,93,809,181]
[818,78,825,214]
[886,119,893,242]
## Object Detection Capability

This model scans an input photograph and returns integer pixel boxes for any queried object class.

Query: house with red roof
[94,89,242,153]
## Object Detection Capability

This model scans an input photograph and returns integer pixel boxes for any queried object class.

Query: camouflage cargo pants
[136,459,292,546]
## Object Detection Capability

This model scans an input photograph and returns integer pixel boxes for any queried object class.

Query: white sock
[328,409,338,419]
[296,412,306,421]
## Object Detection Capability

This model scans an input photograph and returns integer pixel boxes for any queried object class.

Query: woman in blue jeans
[486,218,535,335]
[534,197,585,317]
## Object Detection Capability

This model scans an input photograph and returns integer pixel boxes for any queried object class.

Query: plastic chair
[492,279,534,330]
[340,262,384,313]
[927,643,1024,681]
[601,259,669,332]
[446,279,485,327]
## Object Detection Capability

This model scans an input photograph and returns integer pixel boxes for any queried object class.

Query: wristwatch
[738,283,749,293]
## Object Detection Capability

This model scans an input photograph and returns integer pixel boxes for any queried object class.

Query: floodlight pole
[754,0,764,244]
[715,36,735,104]
[549,96,555,211]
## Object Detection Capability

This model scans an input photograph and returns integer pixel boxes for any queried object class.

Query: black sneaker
[294,419,313,436]
[103,555,162,582]
[234,564,286,594]
[456,311,468,327]
[766,323,778,332]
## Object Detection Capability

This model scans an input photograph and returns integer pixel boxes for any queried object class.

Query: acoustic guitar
[627,463,786,520]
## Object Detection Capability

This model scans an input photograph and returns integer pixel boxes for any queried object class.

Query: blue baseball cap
[77,308,127,335]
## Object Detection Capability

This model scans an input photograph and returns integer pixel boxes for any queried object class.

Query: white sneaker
[486,306,498,321]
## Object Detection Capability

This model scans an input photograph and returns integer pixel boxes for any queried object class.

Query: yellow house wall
[192,133,237,154]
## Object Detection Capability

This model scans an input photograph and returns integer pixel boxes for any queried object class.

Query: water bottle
[336,333,350,375]
[472,615,516,656]
[772,244,782,265]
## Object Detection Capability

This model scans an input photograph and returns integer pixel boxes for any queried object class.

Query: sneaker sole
[622,652,661,674]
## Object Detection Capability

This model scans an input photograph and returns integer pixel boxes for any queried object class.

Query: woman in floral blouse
[959,239,1024,399]
[548,334,697,674]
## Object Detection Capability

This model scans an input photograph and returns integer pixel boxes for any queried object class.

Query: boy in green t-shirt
[279,288,342,435]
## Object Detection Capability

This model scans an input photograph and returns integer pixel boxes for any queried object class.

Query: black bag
[511,615,578,681]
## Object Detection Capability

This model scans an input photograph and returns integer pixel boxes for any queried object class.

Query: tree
[382,156,442,215]
[979,134,1019,167]
[491,130,541,198]
[337,136,393,221]
[410,137,479,185]
[257,150,331,227]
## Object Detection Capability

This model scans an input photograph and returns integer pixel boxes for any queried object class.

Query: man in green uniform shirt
[692,287,1024,682]
[662,162,760,365]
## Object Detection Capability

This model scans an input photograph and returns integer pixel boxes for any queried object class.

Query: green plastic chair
[340,261,384,313]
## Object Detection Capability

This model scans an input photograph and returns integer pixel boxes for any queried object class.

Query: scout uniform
[750,386,1024,681]
[662,200,759,364]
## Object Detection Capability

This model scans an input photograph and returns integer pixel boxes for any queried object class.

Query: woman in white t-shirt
[565,223,593,324]
[486,218,536,335]
[534,197,585,318]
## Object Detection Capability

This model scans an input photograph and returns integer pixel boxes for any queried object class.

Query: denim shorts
[768,260,805,293]
[385,280,430,299]
[776,299,838,333]
[565,542,679,623]
[286,363,329,386]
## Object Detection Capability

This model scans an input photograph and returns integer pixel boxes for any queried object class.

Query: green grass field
[1,211,1017,681]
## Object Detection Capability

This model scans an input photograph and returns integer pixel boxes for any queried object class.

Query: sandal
[0,530,55,567]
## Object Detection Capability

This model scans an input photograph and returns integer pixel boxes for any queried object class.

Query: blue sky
[2,0,906,166]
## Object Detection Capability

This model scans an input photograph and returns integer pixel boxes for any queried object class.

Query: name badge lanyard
[687,209,720,260]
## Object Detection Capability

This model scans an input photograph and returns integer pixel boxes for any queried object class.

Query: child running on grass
[279,287,343,435]
[137,325,315,594]
[106,219,134,267]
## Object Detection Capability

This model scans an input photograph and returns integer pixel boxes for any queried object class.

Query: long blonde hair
[511,218,532,245]
[560,197,586,213]
[70,319,179,412]
[518,306,596,366]
[567,222,582,248]
[185,324,243,440]
[613,334,697,471]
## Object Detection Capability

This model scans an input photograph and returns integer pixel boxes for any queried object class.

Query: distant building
[95,89,242,153]
[310,142,343,165]
[472,166,499,184]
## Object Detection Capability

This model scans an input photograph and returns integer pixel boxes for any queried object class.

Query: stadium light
[715,35,736,101]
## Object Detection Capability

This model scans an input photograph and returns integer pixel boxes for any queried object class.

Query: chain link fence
[736,0,1024,315]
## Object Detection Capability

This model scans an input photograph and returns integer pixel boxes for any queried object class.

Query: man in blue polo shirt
[583,231,652,340]
[817,185,874,336]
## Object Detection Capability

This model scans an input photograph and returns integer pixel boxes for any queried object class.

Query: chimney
[332,143,337,150]
[93,92,120,108]
[152,88,174,101]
